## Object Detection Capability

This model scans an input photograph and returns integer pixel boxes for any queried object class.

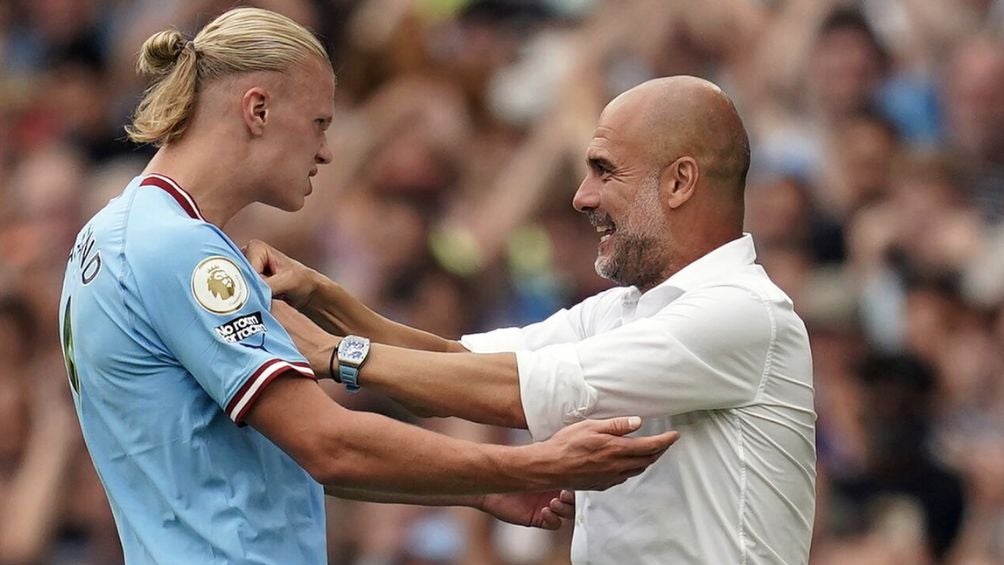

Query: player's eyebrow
[588,156,616,172]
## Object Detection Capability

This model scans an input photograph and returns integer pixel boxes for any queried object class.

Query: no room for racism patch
[215,311,267,344]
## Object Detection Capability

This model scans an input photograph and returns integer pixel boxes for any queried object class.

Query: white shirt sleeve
[517,285,775,439]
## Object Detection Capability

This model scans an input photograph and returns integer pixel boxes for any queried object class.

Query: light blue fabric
[59,175,325,564]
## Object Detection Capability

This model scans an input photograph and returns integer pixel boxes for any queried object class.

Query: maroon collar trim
[139,174,206,221]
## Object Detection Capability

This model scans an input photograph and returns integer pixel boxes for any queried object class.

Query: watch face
[339,337,370,366]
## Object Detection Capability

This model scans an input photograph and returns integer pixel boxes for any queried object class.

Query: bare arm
[306,277,466,353]
[244,240,466,352]
[361,346,523,427]
[248,376,526,494]
[273,300,522,427]
[325,487,575,530]
[245,374,677,495]
[325,486,478,506]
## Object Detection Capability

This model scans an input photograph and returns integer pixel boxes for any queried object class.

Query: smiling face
[573,114,672,290]
[572,77,750,291]
[254,57,335,211]
[581,172,670,289]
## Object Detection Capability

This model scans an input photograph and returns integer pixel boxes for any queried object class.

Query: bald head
[601,76,750,197]
[573,76,751,290]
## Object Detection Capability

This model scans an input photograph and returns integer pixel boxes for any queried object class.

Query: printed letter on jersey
[214,311,267,344]
[191,256,249,314]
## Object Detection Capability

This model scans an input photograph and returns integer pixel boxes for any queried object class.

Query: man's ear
[241,87,269,136]
[661,156,700,209]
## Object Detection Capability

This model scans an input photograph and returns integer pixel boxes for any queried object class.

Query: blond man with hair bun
[59,7,678,563]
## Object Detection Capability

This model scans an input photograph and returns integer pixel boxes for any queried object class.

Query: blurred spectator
[751,6,892,184]
[943,34,1004,224]
[821,111,900,220]
[826,354,965,562]
[745,175,846,265]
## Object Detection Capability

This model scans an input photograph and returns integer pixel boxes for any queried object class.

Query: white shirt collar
[631,234,757,316]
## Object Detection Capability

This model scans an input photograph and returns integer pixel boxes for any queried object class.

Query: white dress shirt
[462,234,816,564]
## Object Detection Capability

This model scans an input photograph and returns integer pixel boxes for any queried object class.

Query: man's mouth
[596,223,616,243]
[589,211,616,243]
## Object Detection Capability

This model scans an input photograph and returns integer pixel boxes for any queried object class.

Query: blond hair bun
[126,8,330,147]
[137,29,191,78]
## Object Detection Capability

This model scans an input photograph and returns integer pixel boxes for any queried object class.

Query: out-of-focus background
[1,0,1003,563]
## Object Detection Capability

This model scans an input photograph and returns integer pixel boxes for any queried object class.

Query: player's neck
[144,141,252,227]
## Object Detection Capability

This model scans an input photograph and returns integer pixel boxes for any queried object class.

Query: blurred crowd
[2,0,1004,563]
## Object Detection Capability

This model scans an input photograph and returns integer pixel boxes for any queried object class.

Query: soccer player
[58,8,678,563]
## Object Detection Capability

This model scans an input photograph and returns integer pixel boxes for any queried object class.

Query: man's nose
[572,177,599,212]
[317,135,333,165]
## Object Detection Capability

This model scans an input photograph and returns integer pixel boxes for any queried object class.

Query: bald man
[251,76,816,564]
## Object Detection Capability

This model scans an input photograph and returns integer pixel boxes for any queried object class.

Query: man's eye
[588,158,614,178]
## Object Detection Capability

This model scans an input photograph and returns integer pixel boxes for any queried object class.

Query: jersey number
[62,298,80,394]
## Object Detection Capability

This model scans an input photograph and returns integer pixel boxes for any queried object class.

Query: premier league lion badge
[191,256,249,314]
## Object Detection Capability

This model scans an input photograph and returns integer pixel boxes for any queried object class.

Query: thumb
[243,240,268,273]
[597,416,642,436]
[265,270,297,296]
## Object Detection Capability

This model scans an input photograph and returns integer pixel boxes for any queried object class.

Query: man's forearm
[325,485,481,508]
[305,278,466,352]
[365,345,527,428]
[250,377,540,495]
[306,337,527,428]
[316,409,537,494]
[249,376,669,499]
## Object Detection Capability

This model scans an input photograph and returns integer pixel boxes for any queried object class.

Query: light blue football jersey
[58,174,326,564]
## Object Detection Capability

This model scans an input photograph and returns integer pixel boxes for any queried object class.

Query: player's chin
[272,193,307,212]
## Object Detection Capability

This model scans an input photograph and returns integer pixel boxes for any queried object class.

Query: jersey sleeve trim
[227,359,316,425]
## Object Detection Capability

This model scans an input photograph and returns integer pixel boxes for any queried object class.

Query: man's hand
[244,240,320,309]
[477,489,576,530]
[271,300,338,376]
[532,417,678,491]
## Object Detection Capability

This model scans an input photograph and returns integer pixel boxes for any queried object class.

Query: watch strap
[339,364,361,393]
[328,345,342,383]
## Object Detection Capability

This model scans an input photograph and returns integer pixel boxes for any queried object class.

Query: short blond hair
[126,7,330,146]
